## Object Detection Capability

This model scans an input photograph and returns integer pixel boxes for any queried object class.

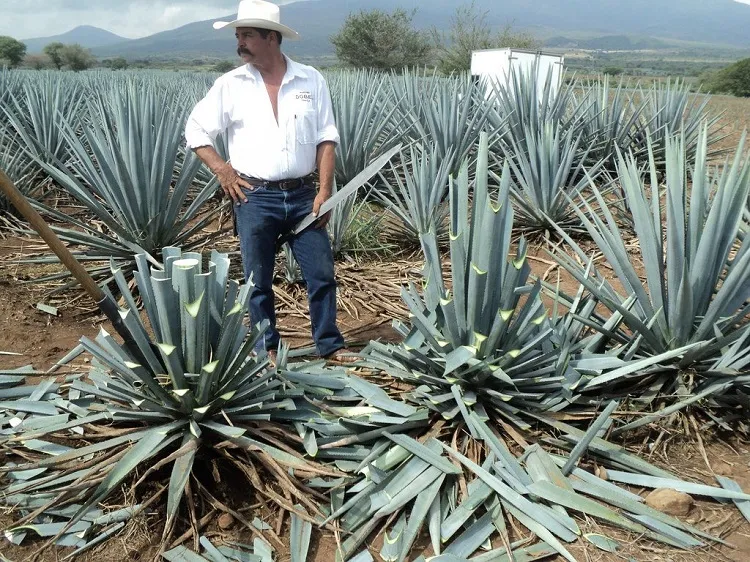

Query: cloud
[0,1,240,40]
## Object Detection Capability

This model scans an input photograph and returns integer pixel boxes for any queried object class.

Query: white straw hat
[213,0,300,40]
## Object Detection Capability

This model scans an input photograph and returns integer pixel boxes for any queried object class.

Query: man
[185,0,352,364]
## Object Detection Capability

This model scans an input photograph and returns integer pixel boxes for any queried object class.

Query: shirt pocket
[294,110,317,145]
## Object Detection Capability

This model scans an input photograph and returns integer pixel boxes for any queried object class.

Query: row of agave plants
[0,66,749,561]
[0,67,727,259]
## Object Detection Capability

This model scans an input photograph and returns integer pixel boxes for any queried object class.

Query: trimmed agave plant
[340,134,723,561]
[1,247,428,554]
[23,81,225,288]
[1,249,310,543]
[552,128,750,391]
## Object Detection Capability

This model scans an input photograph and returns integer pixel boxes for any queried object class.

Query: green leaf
[584,533,620,553]
[290,506,312,562]
[78,425,182,522]
[606,471,750,501]
[162,545,211,561]
[383,433,460,475]
[166,435,198,526]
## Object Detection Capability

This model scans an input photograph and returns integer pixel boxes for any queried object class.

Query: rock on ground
[644,488,694,516]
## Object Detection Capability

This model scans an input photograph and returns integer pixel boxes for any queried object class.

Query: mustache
[237,47,252,56]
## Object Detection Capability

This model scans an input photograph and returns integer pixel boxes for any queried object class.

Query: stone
[644,488,694,516]
[595,466,609,481]
[218,512,235,530]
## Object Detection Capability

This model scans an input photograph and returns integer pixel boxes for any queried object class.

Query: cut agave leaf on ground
[347,551,375,562]
[584,533,620,553]
[199,536,232,562]
[383,433,461,475]
[290,505,313,562]
[380,512,407,561]
[470,540,558,562]
[62,522,126,561]
[606,471,750,501]
[715,477,750,525]
[162,545,211,561]
[561,400,619,475]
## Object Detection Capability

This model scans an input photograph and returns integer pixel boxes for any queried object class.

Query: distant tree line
[0,36,105,71]
[330,1,539,73]
[703,58,750,97]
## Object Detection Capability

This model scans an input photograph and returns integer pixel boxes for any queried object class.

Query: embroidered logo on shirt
[296,91,313,102]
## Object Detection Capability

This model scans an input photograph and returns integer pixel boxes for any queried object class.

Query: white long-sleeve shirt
[185,56,339,181]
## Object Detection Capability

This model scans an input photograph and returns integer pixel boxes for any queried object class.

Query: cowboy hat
[213,0,300,40]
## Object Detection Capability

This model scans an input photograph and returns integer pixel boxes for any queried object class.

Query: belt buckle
[280,179,296,190]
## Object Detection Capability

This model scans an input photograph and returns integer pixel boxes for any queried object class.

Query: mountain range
[22,0,750,61]
[22,26,129,55]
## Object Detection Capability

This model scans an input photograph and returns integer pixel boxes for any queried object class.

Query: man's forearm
[316,141,336,196]
[193,145,232,175]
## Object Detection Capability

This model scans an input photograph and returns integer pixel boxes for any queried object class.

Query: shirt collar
[234,55,304,84]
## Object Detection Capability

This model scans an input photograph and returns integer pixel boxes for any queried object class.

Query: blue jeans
[234,182,344,357]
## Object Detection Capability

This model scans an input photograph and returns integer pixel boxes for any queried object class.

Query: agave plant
[281,241,303,284]
[388,67,436,138]
[0,126,37,228]
[1,250,293,542]
[24,81,225,288]
[363,133,565,420]
[326,179,384,256]
[327,69,402,184]
[497,119,604,235]
[325,70,403,255]
[575,75,650,171]
[0,68,23,110]
[339,132,725,558]
[551,128,750,389]
[1,73,86,171]
[488,62,584,159]
[372,143,454,245]
[412,73,500,174]
[0,247,431,554]
[635,78,725,168]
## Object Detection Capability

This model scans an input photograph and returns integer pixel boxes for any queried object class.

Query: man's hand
[193,146,251,205]
[312,190,332,229]
[216,162,251,205]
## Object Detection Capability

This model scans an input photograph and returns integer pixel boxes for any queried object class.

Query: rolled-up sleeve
[185,80,229,149]
[316,75,339,145]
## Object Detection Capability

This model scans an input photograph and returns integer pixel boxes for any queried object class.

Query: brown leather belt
[238,173,314,191]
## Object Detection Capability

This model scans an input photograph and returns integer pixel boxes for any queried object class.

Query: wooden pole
[0,167,149,365]
[0,169,105,302]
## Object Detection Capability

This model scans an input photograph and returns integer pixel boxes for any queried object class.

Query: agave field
[0,66,750,562]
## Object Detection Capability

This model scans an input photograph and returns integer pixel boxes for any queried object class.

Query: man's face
[235,27,270,63]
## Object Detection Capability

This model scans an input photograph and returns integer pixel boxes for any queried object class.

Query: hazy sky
[2,0,750,41]
[0,1,300,40]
